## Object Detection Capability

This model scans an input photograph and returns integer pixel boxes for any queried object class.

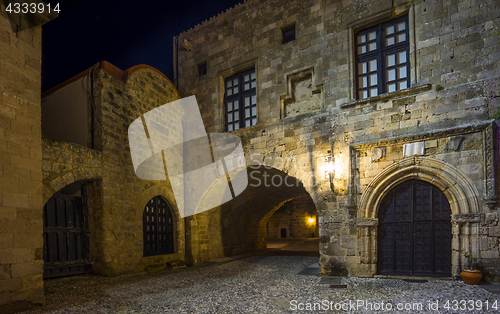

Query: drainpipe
[173,35,179,89]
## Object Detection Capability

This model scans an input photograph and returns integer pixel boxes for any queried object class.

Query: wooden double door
[43,193,91,278]
[377,180,451,276]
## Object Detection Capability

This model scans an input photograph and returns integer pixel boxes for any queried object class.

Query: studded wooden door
[377,180,451,276]
[143,196,174,257]
[43,192,91,278]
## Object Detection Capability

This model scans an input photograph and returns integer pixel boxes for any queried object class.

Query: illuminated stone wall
[176,0,500,281]
[88,66,186,276]
[41,64,187,277]
[0,4,55,313]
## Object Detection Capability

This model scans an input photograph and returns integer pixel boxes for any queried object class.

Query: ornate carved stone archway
[356,156,482,277]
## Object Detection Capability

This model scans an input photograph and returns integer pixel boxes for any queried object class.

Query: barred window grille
[143,196,174,256]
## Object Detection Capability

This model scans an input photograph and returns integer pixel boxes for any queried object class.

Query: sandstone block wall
[42,137,102,203]
[87,65,186,276]
[40,63,187,277]
[0,4,56,313]
[176,0,500,281]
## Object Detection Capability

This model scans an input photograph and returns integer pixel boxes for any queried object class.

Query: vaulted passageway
[218,165,318,256]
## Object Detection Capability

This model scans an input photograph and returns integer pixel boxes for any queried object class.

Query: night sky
[41,0,242,92]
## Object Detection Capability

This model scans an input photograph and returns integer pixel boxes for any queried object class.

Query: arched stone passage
[42,137,103,204]
[265,195,318,239]
[219,165,317,256]
[355,156,482,278]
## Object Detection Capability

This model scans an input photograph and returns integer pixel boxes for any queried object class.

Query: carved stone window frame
[279,67,323,119]
[218,59,259,133]
[347,5,417,102]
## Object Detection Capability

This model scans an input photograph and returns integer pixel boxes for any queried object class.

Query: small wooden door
[377,180,451,276]
[43,192,91,278]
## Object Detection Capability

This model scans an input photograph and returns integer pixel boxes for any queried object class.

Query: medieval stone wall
[40,64,187,278]
[176,0,500,281]
[0,4,56,313]
[88,66,186,275]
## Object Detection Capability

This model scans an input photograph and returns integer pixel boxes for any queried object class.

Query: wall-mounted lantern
[325,156,334,179]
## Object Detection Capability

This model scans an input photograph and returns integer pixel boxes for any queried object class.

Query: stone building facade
[0,4,57,313]
[41,61,186,277]
[174,0,500,281]
[1,0,500,312]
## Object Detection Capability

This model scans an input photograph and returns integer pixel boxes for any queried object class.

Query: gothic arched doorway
[143,196,175,257]
[377,179,452,276]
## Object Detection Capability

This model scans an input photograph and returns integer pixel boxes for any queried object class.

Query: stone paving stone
[19,256,500,314]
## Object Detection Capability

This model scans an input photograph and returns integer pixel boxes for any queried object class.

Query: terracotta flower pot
[460,269,482,285]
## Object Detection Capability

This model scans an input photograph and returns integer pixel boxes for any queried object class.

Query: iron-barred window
[355,15,410,99]
[225,68,257,131]
[143,196,174,257]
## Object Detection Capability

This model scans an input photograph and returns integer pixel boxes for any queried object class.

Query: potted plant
[460,252,482,285]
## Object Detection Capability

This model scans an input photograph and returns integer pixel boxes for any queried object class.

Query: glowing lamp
[325,156,333,179]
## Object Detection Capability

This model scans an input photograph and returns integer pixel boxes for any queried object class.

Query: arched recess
[136,185,183,258]
[42,179,98,278]
[43,172,102,205]
[142,196,175,256]
[42,137,103,205]
[356,156,482,278]
[360,156,480,218]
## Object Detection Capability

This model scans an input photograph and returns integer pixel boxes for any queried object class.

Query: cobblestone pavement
[20,241,500,314]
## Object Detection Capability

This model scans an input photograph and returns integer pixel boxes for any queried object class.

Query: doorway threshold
[374,275,454,281]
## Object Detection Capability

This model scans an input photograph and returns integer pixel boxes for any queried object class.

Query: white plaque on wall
[403,142,425,157]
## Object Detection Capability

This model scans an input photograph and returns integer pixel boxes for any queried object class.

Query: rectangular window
[355,16,409,99]
[225,68,257,131]
[282,25,296,44]
[198,61,207,76]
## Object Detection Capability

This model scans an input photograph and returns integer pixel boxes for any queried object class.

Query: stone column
[356,218,378,277]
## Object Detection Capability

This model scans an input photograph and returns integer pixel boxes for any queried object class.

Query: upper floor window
[143,196,174,257]
[198,61,207,76]
[282,25,296,44]
[355,15,409,99]
[225,68,257,131]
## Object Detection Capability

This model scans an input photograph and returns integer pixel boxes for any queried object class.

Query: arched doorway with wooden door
[43,180,93,278]
[377,179,452,277]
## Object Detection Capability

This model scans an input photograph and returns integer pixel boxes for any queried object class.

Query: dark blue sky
[42,0,242,91]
